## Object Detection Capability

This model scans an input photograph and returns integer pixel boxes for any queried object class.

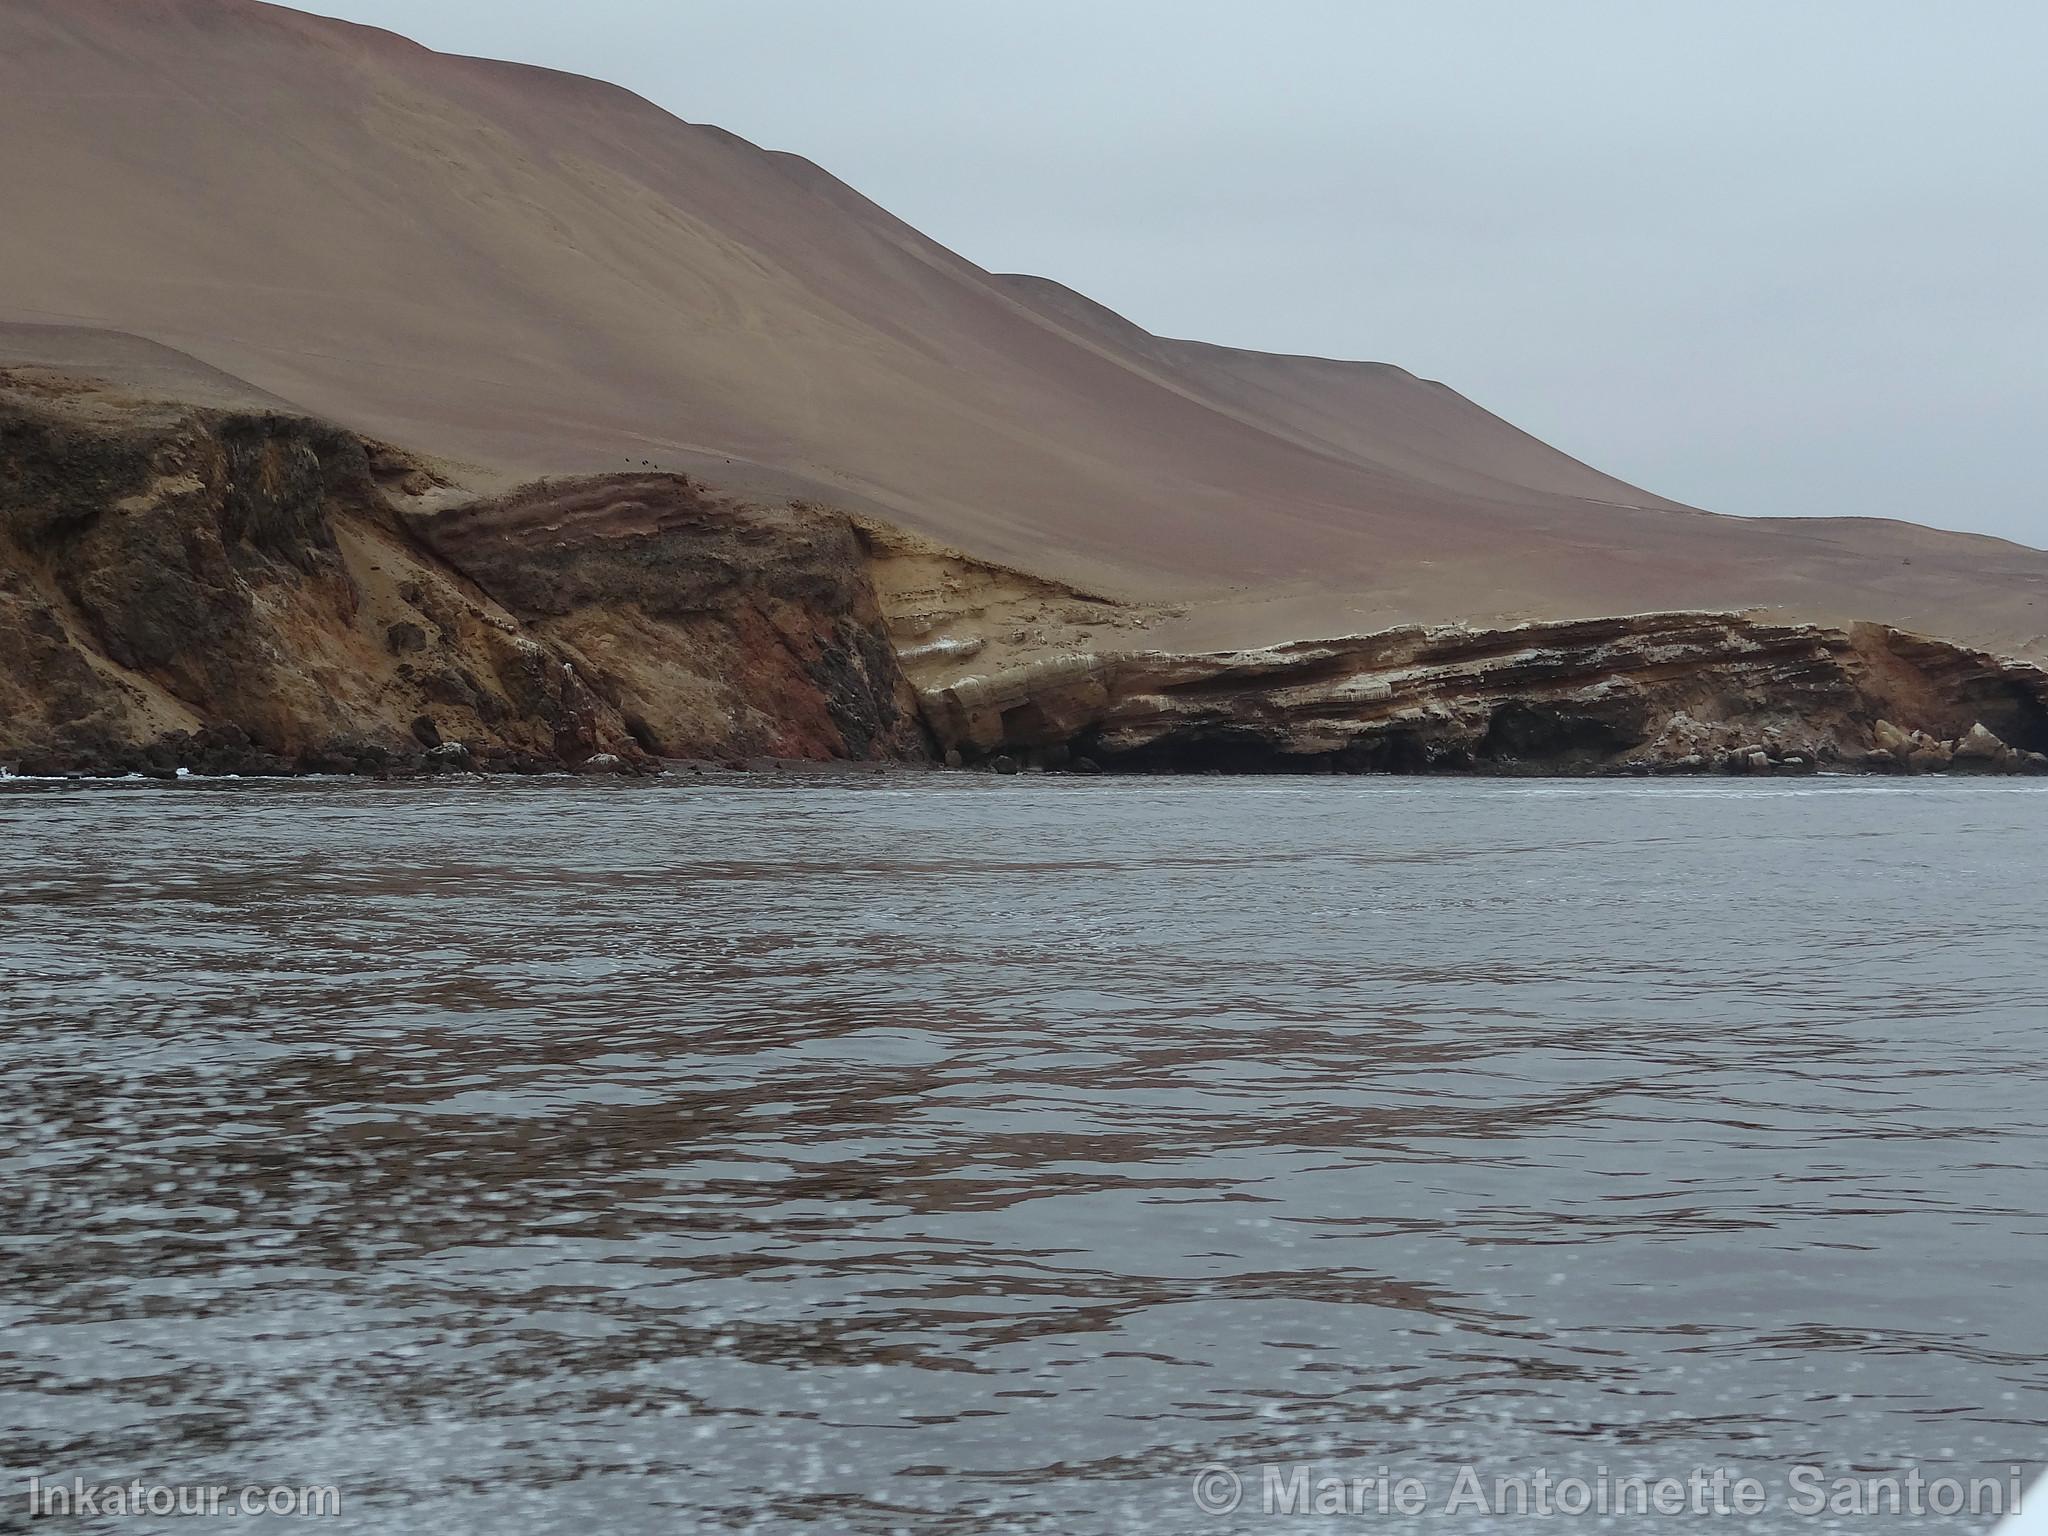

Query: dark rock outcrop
[1,374,597,774]
[0,370,921,775]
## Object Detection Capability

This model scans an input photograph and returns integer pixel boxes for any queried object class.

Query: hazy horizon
[297,0,2046,546]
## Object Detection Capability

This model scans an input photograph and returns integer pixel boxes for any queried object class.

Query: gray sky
[307,0,2046,545]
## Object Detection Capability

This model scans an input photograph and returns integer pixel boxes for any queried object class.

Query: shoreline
[8,755,2045,787]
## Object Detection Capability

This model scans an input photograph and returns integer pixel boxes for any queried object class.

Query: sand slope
[2,0,2042,656]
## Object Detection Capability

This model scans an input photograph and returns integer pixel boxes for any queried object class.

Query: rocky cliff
[403,476,926,763]
[4,364,2044,781]
[904,610,2048,777]
[0,368,921,776]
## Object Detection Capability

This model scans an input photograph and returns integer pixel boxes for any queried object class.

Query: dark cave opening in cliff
[1978,686,2048,754]
[1476,702,1639,767]
[1076,727,1455,776]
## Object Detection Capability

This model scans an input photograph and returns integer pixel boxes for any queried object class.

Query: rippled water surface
[2,775,2044,1532]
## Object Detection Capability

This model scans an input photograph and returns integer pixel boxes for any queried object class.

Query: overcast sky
[306,0,2046,545]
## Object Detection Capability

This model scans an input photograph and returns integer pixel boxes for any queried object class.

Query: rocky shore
[5,365,2046,782]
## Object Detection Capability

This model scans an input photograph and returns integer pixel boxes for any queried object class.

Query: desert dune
[2,0,2043,659]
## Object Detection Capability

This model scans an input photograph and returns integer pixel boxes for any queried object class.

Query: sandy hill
[2,0,2042,657]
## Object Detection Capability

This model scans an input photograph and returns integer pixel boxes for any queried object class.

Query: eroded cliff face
[0,371,920,775]
[404,477,926,763]
[904,611,2048,777]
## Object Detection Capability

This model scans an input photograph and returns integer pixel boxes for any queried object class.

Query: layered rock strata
[908,613,2048,776]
